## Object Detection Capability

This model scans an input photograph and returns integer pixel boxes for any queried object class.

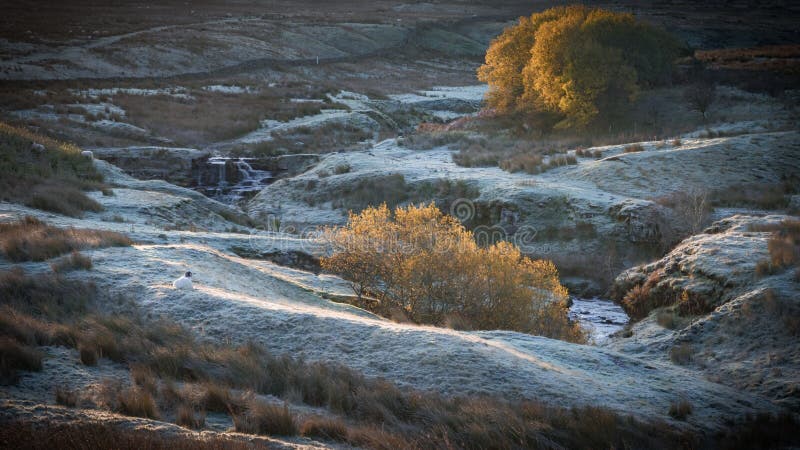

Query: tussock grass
[300,416,349,441]
[0,268,697,448]
[669,399,692,420]
[233,400,298,436]
[0,420,259,450]
[117,386,159,419]
[717,412,800,449]
[0,122,105,217]
[55,385,79,407]
[670,343,694,365]
[0,267,94,318]
[0,337,43,384]
[623,144,645,153]
[50,251,93,273]
[751,219,800,277]
[713,182,793,210]
[201,383,238,413]
[0,216,132,262]
[176,403,206,430]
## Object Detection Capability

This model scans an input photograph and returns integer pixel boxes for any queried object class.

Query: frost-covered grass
[0,122,106,217]
[0,216,132,262]
[0,266,697,448]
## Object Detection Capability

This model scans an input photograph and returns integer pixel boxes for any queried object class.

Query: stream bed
[569,297,629,344]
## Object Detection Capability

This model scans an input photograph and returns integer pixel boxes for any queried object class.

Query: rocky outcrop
[608,215,800,411]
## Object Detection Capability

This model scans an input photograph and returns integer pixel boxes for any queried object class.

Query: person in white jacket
[173,271,193,290]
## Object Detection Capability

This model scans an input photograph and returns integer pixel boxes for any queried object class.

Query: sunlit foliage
[478,6,682,128]
[322,203,585,342]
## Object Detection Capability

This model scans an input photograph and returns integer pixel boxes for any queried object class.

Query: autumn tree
[321,203,585,343]
[478,6,683,128]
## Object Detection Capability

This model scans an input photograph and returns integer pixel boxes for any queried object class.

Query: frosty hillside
[0,1,799,449]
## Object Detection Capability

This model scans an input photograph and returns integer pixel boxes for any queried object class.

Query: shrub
[233,401,298,436]
[0,217,132,262]
[333,163,351,175]
[653,188,711,235]
[51,251,93,273]
[623,144,645,153]
[478,6,681,128]
[0,337,43,384]
[668,399,692,420]
[621,284,652,319]
[322,203,585,342]
[300,416,349,441]
[672,138,682,146]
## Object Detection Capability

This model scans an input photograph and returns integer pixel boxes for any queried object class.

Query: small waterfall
[198,156,274,205]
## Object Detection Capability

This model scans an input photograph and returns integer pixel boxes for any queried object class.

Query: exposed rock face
[608,215,800,411]
[92,146,209,187]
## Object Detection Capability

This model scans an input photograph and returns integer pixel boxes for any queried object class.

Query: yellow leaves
[478,6,681,128]
[321,204,586,342]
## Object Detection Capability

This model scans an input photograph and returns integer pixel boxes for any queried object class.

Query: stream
[569,297,629,344]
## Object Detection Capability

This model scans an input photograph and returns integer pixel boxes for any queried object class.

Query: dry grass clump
[621,284,653,319]
[201,383,238,413]
[113,89,330,146]
[716,412,800,450]
[0,337,43,384]
[55,385,79,407]
[300,416,349,441]
[0,122,105,217]
[0,420,259,450]
[0,267,93,319]
[29,183,103,217]
[50,251,93,273]
[669,343,695,365]
[656,309,681,329]
[623,143,645,153]
[233,400,298,437]
[751,219,800,277]
[176,403,206,429]
[0,267,702,448]
[0,216,132,262]
[333,163,351,175]
[712,182,792,210]
[78,343,98,366]
[668,399,692,420]
[117,386,159,419]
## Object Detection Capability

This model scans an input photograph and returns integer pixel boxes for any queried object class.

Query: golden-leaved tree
[478,6,682,128]
[321,203,585,343]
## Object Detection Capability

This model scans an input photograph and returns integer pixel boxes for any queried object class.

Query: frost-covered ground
[0,156,782,430]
